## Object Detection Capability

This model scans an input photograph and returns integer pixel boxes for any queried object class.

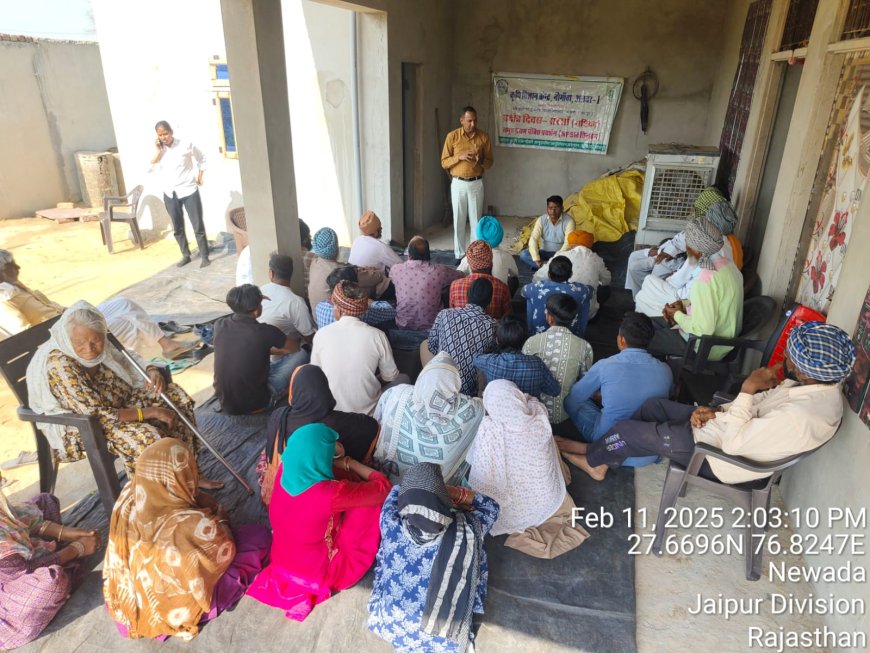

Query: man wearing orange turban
[567,230,594,249]
[348,211,403,272]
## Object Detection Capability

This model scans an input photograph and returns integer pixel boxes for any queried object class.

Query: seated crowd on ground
[0,200,857,651]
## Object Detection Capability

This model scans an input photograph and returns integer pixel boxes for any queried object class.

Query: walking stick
[107,333,254,495]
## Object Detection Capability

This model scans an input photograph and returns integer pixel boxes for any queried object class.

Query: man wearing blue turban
[561,321,857,485]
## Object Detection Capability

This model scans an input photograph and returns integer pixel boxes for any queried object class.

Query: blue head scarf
[311,227,339,260]
[786,322,856,383]
[476,216,504,248]
[280,423,338,495]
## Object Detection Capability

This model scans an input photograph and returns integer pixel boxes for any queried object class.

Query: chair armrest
[680,334,767,375]
[677,334,701,373]
[688,442,810,476]
[18,407,101,430]
[711,391,735,407]
[108,202,134,219]
[102,195,128,211]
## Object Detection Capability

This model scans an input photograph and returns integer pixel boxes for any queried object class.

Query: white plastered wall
[91,0,242,238]
[284,0,357,247]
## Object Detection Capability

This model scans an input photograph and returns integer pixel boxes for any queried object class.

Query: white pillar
[220,0,303,292]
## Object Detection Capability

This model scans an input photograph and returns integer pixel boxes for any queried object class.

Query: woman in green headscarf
[247,423,391,621]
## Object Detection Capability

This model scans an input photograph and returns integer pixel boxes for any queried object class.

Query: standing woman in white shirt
[151,121,210,268]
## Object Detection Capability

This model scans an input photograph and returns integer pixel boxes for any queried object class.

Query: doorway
[402,62,423,237]
[748,62,802,260]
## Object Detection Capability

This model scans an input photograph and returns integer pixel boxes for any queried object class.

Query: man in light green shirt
[648,218,743,361]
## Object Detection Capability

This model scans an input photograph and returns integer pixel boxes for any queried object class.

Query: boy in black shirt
[213,284,302,414]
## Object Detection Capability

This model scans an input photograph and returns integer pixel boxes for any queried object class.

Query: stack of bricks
[0,34,35,43]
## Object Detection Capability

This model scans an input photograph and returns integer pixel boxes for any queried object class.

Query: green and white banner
[492,72,623,154]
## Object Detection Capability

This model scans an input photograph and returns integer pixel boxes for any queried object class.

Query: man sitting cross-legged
[474,315,560,397]
[314,266,396,330]
[348,211,403,272]
[532,230,610,319]
[518,194,576,271]
[259,252,316,349]
[456,215,519,292]
[449,240,513,319]
[426,277,497,396]
[389,236,464,331]
[311,280,407,415]
[560,322,856,482]
[213,284,303,415]
[522,293,593,425]
[307,227,391,311]
[521,255,593,337]
[561,311,672,467]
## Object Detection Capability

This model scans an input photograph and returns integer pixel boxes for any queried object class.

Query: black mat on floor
[429,249,459,266]
[483,465,637,653]
[193,397,271,526]
[585,287,636,361]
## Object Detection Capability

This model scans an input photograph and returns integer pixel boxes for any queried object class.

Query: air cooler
[635,144,720,246]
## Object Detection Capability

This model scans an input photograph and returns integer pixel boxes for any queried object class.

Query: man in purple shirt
[389,236,465,331]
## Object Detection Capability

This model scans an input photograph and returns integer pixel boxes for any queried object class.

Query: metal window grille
[646,168,708,221]
[843,0,870,40]
[717,0,773,197]
[779,0,818,50]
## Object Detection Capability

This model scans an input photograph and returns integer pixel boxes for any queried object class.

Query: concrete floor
[1,217,830,652]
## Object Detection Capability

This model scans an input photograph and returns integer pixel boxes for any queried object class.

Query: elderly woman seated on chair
[25,301,220,487]
[559,322,857,485]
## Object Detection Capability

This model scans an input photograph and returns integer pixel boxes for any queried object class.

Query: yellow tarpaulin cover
[564,170,644,243]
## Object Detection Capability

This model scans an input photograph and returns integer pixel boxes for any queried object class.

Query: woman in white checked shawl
[373,352,483,484]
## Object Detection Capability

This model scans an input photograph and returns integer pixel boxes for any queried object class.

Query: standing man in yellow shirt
[441,106,494,260]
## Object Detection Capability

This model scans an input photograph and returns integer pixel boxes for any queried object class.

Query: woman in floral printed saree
[26,301,217,485]
[368,462,499,653]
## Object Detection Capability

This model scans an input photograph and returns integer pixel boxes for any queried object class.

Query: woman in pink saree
[247,422,391,621]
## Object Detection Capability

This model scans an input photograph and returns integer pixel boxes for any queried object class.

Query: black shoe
[177,256,192,268]
[157,321,193,334]
[200,258,211,268]
[191,344,213,362]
